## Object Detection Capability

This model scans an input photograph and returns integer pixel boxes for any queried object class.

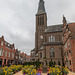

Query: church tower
[35,0,47,53]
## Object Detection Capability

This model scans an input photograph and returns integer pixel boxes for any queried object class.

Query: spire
[63,15,67,24]
[37,0,46,14]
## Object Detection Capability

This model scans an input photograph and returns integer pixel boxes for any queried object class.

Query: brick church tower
[35,0,47,53]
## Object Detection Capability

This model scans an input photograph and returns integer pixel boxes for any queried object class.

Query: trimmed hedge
[23,61,41,69]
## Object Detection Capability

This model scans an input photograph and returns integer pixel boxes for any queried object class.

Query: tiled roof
[45,24,63,33]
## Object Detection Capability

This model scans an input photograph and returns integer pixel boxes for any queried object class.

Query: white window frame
[0,48,3,56]
[1,41,3,46]
[49,37,50,42]
[5,50,7,57]
[8,52,10,57]
[51,35,53,42]
[53,36,55,42]
[0,49,1,56]
[12,53,14,58]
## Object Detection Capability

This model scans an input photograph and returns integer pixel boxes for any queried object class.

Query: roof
[68,23,75,38]
[39,46,43,50]
[0,36,14,49]
[45,24,63,33]
[44,41,63,45]
[37,0,46,15]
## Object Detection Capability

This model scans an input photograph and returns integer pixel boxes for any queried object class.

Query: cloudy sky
[0,0,75,55]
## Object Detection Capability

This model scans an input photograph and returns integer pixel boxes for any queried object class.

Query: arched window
[42,16,44,25]
[40,17,41,25]
[51,35,53,42]
[50,49,52,57]
[40,52,42,58]
[50,48,55,57]
[49,37,50,42]
[50,35,55,42]
[53,36,55,42]
[38,17,39,25]
[53,50,55,57]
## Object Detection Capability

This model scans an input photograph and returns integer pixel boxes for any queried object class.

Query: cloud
[0,0,75,55]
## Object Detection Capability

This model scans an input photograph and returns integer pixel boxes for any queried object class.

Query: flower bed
[47,65,69,75]
[0,65,23,75]
[22,65,37,75]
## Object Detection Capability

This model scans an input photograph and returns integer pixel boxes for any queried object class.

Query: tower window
[40,17,41,25]
[42,16,44,25]
[38,17,39,25]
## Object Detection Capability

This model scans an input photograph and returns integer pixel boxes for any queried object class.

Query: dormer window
[1,41,3,46]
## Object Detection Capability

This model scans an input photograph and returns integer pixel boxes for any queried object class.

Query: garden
[0,61,69,75]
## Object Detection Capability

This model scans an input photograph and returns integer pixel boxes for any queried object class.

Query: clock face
[40,35,43,39]
[38,10,42,13]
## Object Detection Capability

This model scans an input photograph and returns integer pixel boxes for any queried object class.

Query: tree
[58,61,61,66]
[53,61,56,67]
[49,59,53,67]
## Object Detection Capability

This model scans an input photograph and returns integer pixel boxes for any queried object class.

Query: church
[31,0,75,72]
[31,0,63,65]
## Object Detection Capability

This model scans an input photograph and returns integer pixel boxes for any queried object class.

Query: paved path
[13,71,75,75]
[13,71,47,75]
[13,71,22,75]
[41,73,47,75]
[68,71,75,75]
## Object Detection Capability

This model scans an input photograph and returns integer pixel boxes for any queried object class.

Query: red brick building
[63,16,75,72]
[26,55,31,62]
[0,36,15,66]
[14,49,20,65]
[31,0,63,66]
[14,49,27,65]
[20,52,27,63]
